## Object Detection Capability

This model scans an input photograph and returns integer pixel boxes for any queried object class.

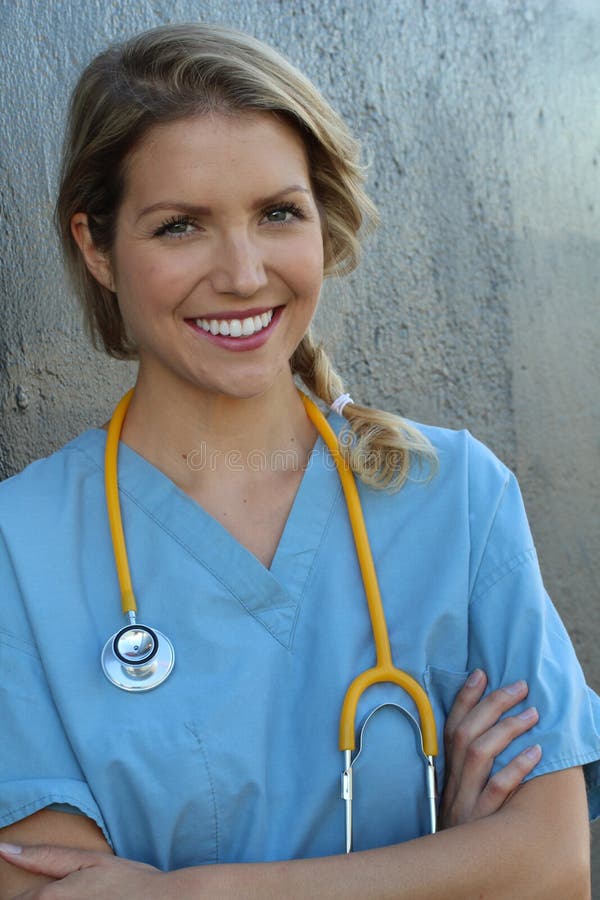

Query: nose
[210,231,268,298]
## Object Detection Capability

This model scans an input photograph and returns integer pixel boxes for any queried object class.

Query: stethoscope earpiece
[101,623,175,692]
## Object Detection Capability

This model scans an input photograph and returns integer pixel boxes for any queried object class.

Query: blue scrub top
[1,414,599,869]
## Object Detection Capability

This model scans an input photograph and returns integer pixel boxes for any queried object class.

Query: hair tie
[330,393,354,416]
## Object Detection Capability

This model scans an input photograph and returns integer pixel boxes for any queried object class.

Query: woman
[0,24,597,898]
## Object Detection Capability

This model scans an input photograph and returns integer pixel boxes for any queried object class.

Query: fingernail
[466,668,484,687]
[523,743,542,761]
[0,842,22,855]
[503,679,526,695]
[518,706,538,721]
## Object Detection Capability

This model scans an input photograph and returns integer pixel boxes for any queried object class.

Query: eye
[262,202,305,225]
[153,215,199,239]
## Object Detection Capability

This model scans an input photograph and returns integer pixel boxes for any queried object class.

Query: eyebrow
[135,184,311,222]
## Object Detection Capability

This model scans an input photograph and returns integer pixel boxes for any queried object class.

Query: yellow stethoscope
[100,388,438,849]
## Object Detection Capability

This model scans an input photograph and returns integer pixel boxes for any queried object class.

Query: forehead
[121,112,313,203]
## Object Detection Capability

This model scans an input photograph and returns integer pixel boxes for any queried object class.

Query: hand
[439,669,542,829]
[0,843,169,899]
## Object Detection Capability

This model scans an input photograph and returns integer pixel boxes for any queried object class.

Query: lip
[185,305,283,352]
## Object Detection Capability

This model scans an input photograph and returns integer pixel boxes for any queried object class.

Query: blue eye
[154,216,198,238]
[263,202,305,225]
[166,221,193,235]
[266,209,292,223]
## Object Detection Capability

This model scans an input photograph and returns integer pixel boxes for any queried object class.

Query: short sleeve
[0,535,111,843]
[467,465,600,820]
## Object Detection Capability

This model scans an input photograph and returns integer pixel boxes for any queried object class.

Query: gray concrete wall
[1,0,599,888]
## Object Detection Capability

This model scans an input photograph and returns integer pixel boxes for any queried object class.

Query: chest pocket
[423,666,470,797]
[85,711,218,870]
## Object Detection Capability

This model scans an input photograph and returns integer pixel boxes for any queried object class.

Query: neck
[117,369,317,491]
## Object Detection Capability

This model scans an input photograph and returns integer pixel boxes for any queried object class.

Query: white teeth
[195,309,274,338]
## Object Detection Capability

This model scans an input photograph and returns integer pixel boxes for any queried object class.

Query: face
[81,112,324,402]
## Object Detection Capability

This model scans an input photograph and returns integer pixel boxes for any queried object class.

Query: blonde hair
[292,333,436,490]
[56,23,435,490]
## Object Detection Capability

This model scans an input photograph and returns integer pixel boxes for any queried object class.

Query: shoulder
[0,431,105,535]
[404,419,512,502]
[399,420,533,584]
[353,418,521,562]
[411,422,538,598]
[0,431,107,643]
[409,418,505,466]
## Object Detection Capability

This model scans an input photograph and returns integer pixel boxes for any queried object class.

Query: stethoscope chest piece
[101,624,175,692]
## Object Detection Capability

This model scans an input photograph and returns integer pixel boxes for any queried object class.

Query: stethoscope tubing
[105,388,137,617]
[102,388,438,844]
[299,393,438,758]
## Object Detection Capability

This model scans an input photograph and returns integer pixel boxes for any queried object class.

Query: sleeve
[0,534,111,843]
[466,458,600,820]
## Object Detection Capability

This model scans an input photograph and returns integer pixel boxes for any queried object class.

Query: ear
[70,213,115,292]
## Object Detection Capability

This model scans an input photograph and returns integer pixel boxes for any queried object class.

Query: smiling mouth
[193,309,274,338]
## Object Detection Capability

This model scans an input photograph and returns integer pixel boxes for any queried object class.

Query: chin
[213,364,293,401]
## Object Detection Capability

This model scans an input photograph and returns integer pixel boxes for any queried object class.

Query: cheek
[304,260,324,307]
[115,256,165,293]
[286,237,324,296]
[112,252,185,318]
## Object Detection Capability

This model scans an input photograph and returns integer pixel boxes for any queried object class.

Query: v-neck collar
[71,414,345,649]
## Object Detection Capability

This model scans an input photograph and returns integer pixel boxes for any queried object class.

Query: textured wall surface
[1,0,599,887]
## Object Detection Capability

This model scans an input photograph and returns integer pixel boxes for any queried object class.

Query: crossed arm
[0,674,591,899]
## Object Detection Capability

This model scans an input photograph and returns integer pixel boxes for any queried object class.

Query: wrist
[165,862,244,899]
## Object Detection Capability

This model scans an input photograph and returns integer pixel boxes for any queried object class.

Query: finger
[445,679,530,778]
[476,743,543,818]
[0,843,100,879]
[444,669,488,742]
[443,707,539,824]
[441,671,489,812]
[468,704,539,768]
